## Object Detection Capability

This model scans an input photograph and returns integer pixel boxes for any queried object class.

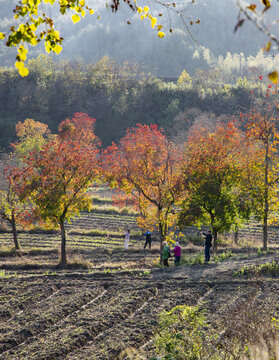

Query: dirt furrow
[0,285,106,357]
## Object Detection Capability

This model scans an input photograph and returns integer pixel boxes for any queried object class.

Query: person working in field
[172,241,181,266]
[162,241,171,267]
[143,229,152,249]
[124,229,130,249]
[202,230,212,262]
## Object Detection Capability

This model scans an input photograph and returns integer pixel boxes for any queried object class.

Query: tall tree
[0,160,26,250]
[13,113,101,264]
[243,104,279,250]
[179,121,250,253]
[12,118,52,160]
[103,124,183,259]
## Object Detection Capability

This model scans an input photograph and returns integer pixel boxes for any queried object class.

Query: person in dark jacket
[143,230,152,249]
[203,230,212,262]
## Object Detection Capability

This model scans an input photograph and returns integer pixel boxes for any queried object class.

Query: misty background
[1,0,279,77]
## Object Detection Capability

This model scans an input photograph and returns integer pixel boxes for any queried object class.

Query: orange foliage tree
[242,104,279,251]
[102,124,183,257]
[13,113,101,264]
[179,121,251,253]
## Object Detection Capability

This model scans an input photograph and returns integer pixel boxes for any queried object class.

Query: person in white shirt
[124,229,130,249]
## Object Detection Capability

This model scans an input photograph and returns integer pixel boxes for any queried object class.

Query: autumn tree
[179,121,250,254]
[242,103,279,251]
[0,156,26,250]
[103,124,183,258]
[12,118,53,160]
[13,113,101,264]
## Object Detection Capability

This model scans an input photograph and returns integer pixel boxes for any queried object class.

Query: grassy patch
[181,251,205,265]
[90,205,138,216]
[234,260,279,277]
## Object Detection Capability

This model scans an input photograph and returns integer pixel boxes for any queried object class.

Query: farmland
[0,198,279,359]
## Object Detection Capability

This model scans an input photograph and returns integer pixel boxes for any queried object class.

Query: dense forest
[0,55,269,150]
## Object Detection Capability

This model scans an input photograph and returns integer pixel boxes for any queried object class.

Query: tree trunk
[263,217,268,251]
[213,229,218,256]
[234,229,239,245]
[11,214,19,250]
[159,221,164,265]
[60,220,67,265]
[263,140,269,251]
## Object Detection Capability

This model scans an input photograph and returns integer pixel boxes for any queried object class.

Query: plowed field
[0,248,279,359]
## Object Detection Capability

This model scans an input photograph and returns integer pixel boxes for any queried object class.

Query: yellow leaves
[137,6,143,13]
[89,9,95,15]
[143,6,149,12]
[54,44,62,54]
[15,61,29,77]
[30,23,36,32]
[72,14,80,24]
[79,0,85,6]
[0,32,5,40]
[157,31,165,38]
[53,30,60,39]
[150,17,157,28]
[268,71,278,85]
[45,41,52,53]
[18,45,28,61]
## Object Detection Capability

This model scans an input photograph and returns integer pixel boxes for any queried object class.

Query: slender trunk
[234,229,239,245]
[263,216,268,251]
[263,142,269,251]
[60,219,67,265]
[213,229,218,256]
[210,212,217,255]
[11,214,19,250]
[159,221,164,265]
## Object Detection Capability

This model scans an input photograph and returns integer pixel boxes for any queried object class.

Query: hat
[175,242,179,246]
[163,241,167,245]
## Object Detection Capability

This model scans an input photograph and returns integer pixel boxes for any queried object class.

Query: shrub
[235,261,279,278]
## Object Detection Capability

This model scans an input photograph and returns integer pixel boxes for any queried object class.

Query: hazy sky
[0,0,278,75]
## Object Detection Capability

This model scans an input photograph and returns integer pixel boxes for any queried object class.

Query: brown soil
[0,244,279,360]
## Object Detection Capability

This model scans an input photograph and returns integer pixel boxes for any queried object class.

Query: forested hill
[0,56,267,151]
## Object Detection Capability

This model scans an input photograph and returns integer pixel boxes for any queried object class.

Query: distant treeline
[0,55,266,150]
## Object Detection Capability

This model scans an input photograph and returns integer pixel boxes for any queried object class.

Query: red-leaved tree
[13,113,101,264]
[102,124,183,259]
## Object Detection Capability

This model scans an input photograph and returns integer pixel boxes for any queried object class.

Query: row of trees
[1,100,279,264]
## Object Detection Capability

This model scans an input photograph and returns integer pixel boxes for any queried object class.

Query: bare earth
[0,244,279,360]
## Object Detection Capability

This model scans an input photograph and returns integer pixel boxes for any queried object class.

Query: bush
[235,261,279,278]
[152,301,279,360]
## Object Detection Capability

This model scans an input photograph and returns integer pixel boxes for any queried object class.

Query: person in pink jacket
[172,242,181,266]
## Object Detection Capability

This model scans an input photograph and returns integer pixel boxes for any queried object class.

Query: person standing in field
[203,230,212,262]
[124,229,130,249]
[172,242,181,266]
[162,241,170,267]
[143,229,152,249]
